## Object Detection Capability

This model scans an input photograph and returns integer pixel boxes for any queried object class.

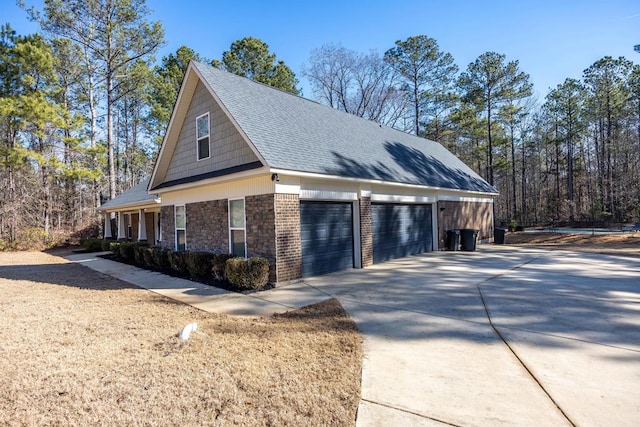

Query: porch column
[138,209,147,242]
[104,212,112,239]
[155,211,161,244]
[117,212,126,240]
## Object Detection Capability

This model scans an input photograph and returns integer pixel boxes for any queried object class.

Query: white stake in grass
[179,322,197,340]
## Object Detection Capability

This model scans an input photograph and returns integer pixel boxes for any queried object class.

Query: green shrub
[119,242,136,261]
[142,247,155,267]
[109,241,121,253]
[168,250,188,274]
[185,251,216,279]
[101,239,112,251]
[152,247,171,271]
[212,253,235,280]
[80,238,104,252]
[133,245,145,264]
[225,257,270,290]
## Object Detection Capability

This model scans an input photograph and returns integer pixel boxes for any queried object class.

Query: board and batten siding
[163,81,259,183]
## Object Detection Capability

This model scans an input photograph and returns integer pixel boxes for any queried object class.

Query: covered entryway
[300,201,354,277]
[372,203,433,263]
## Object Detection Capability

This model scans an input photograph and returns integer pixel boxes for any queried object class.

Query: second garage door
[372,203,433,263]
[300,201,354,277]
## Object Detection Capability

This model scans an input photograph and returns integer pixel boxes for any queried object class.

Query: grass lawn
[0,251,362,426]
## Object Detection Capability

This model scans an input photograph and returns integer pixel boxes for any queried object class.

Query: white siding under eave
[299,179,358,201]
[160,175,275,206]
[163,81,259,183]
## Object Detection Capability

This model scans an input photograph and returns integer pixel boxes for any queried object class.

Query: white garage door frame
[371,193,438,252]
[300,189,362,271]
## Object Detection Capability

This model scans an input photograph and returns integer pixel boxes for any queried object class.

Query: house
[100,61,498,282]
[99,177,161,243]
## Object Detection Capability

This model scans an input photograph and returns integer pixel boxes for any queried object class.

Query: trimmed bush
[133,245,145,264]
[168,250,188,274]
[212,253,235,280]
[225,257,270,290]
[119,242,136,262]
[80,238,104,252]
[185,251,216,279]
[141,247,155,268]
[109,241,121,253]
[101,239,112,251]
[115,241,148,262]
[152,247,171,271]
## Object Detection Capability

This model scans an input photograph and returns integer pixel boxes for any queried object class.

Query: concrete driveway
[304,246,640,426]
[68,247,640,426]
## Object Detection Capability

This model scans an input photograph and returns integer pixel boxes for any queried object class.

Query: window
[196,112,210,160]
[229,199,246,258]
[127,214,133,240]
[175,205,186,251]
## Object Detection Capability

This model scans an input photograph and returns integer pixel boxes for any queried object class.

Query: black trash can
[460,229,479,251]
[494,228,506,245]
[446,229,460,251]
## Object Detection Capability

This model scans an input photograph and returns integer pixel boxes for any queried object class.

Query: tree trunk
[413,73,420,136]
[107,72,116,200]
[486,95,494,186]
[510,123,517,220]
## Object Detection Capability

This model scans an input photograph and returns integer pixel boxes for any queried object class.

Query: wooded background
[2,0,639,249]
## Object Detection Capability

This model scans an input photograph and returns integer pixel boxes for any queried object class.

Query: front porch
[102,209,161,244]
[99,178,161,244]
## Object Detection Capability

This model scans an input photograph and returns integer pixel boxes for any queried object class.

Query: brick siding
[274,194,302,282]
[160,205,174,249]
[359,197,373,267]
[437,200,494,249]
[185,200,228,252]
[246,194,277,282]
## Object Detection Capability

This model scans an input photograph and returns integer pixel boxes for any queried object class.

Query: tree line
[303,37,640,229]
[1,0,639,249]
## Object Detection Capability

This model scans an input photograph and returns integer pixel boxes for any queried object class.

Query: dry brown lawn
[0,251,362,426]
[504,231,640,257]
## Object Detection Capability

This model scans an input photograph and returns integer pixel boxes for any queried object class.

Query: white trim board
[437,195,494,203]
[299,189,357,201]
[371,194,436,204]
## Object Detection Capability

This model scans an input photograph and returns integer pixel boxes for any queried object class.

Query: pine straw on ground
[0,252,362,426]
[504,231,640,257]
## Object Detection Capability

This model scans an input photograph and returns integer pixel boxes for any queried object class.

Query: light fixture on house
[271,173,279,182]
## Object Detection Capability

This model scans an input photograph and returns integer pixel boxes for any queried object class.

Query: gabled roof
[99,177,159,212]
[151,61,497,194]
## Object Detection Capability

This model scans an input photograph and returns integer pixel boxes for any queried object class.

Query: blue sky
[3,0,640,99]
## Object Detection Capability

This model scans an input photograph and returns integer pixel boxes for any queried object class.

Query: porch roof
[99,178,159,212]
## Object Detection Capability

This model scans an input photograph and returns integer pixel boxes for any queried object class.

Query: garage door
[372,203,433,263]
[300,201,354,277]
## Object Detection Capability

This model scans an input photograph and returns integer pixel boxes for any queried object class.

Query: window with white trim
[175,205,186,251]
[196,112,210,160]
[228,198,246,258]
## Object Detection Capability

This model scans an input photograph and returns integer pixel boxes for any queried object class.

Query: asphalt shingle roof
[195,62,496,194]
[100,177,158,210]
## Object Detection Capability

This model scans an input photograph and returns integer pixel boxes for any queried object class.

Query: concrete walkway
[63,252,332,316]
[64,248,640,426]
